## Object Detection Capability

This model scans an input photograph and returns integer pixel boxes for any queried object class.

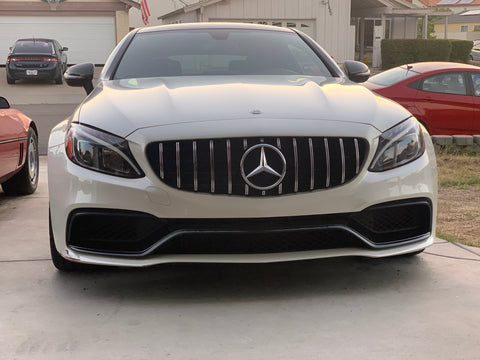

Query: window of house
[461,25,468,32]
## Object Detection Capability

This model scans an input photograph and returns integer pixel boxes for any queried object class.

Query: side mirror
[65,63,95,95]
[344,60,370,83]
[0,96,10,109]
[62,47,68,51]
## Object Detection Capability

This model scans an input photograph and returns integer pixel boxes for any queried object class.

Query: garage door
[0,16,116,65]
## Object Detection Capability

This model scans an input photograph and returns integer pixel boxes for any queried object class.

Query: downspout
[423,14,428,39]
[444,16,448,39]
[360,17,365,63]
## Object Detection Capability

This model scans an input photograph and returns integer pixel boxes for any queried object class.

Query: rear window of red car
[369,66,419,86]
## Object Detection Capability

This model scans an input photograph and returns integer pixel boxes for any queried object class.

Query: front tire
[1,128,39,195]
[6,74,15,84]
[55,73,63,84]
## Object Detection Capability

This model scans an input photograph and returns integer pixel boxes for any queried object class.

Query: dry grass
[436,152,480,247]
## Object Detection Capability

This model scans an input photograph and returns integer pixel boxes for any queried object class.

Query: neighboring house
[415,0,480,14]
[0,0,133,65]
[433,10,480,40]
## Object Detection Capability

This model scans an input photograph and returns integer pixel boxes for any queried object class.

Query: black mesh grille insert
[158,229,366,255]
[146,137,368,196]
[350,199,432,244]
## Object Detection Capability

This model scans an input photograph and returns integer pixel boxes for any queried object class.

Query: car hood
[76,75,411,138]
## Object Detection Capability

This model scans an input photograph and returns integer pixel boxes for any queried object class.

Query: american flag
[141,0,151,25]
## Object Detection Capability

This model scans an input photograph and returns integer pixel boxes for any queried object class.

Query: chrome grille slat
[277,138,282,195]
[293,138,298,193]
[176,142,181,188]
[210,140,215,193]
[159,143,164,179]
[309,138,314,190]
[339,138,345,184]
[147,137,368,197]
[193,141,198,192]
[227,139,232,195]
[324,138,330,188]
[354,138,360,175]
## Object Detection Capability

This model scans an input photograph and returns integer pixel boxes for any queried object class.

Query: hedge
[450,40,473,63]
[381,39,473,69]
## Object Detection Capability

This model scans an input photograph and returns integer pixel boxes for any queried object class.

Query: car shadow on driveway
[48,255,431,303]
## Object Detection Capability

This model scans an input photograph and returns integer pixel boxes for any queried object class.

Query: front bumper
[48,121,437,267]
[67,199,432,257]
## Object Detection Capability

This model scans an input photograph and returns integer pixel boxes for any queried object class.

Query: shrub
[450,40,473,63]
[381,39,472,69]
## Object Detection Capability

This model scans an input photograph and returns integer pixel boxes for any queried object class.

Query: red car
[0,96,39,195]
[363,62,480,135]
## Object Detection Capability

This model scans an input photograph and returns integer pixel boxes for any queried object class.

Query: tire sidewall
[23,128,39,193]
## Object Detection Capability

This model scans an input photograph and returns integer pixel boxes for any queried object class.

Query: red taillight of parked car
[42,57,58,62]
[7,56,57,62]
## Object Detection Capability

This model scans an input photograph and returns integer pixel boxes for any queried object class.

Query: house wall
[434,23,480,33]
[161,11,199,25]
[433,31,480,41]
[433,22,480,40]
[391,17,418,39]
[195,0,355,62]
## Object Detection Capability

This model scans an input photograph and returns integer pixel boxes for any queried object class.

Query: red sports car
[363,62,480,135]
[0,96,39,195]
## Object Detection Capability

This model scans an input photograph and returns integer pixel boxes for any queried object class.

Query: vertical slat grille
[146,137,368,197]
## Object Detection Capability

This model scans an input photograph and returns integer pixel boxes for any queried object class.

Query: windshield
[114,29,332,79]
[368,66,419,86]
[13,41,53,55]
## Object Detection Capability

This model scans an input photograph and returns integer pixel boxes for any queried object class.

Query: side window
[421,72,467,96]
[470,72,480,96]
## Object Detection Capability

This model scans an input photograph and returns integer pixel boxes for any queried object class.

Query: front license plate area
[26,70,38,76]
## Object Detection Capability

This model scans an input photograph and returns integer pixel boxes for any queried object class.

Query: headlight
[369,117,425,172]
[65,124,144,178]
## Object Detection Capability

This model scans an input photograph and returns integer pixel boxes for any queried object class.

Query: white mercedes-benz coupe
[48,23,437,271]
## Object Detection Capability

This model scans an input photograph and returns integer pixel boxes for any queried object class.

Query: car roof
[398,61,480,73]
[138,22,294,34]
[16,38,56,42]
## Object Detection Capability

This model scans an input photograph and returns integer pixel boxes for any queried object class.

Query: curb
[431,135,480,153]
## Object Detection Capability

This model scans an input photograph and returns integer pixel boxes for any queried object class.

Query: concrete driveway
[1,158,480,360]
[0,66,99,105]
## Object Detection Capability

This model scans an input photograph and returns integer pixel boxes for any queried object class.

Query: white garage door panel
[0,16,115,65]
